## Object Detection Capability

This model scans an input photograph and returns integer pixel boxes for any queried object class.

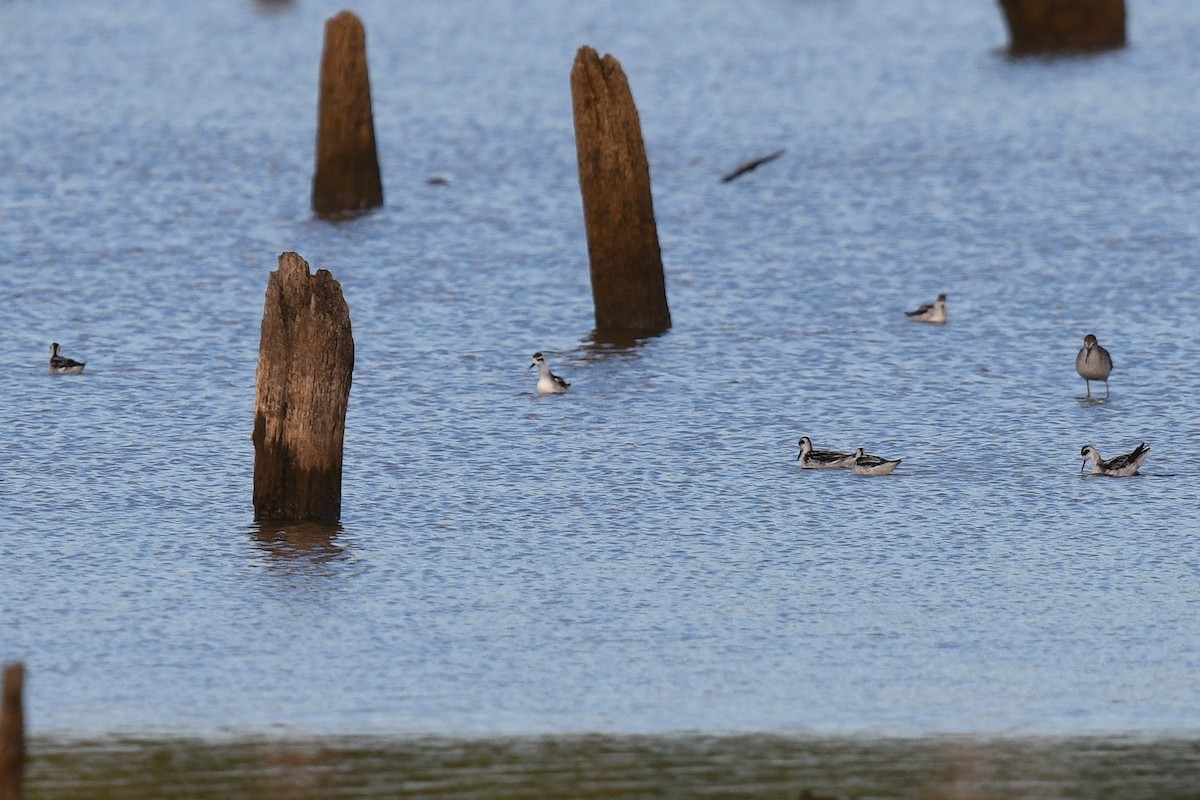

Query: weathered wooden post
[0,663,23,800]
[997,0,1126,55]
[312,11,383,217]
[253,252,354,522]
[571,45,671,337]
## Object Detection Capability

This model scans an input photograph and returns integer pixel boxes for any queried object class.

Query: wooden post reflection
[0,663,24,800]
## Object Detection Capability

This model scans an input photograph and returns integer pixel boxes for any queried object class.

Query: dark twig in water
[721,148,785,182]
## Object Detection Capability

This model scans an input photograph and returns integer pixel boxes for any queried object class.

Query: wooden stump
[571,46,671,337]
[312,11,383,217]
[0,664,23,800]
[997,0,1126,55]
[252,252,354,522]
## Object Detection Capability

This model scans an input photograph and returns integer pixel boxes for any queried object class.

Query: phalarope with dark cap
[1075,333,1113,398]
[49,342,85,374]
[852,447,902,476]
[1080,442,1148,477]
[796,436,856,469]
[529,352,570,394]
[905,293,946,324]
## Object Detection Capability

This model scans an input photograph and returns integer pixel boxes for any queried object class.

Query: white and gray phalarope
[49,342,85,374]
[1080,442,1148,477]
[529,352,570,394]
[796,436,856,469]
[852,447,902,476]
[1075,333,1113,398]
[905,293,947,324]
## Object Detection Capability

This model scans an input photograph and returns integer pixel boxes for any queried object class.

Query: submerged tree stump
[571,45,671,337]
[0,663,23,800]
[997,0,1126,55]
[253,252,354,522]
[312,11,383,217]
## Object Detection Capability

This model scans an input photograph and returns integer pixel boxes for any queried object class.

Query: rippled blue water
[2,0,1199,739]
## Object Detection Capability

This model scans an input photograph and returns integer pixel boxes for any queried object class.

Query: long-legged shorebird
[1075,333,1113,398]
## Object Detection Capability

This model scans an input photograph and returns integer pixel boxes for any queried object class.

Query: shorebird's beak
[1080,458,1086,474]
[796,452,802,461]
[528,363,535,370]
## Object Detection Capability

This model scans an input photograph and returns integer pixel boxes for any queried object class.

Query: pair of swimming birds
[797,437,902,476]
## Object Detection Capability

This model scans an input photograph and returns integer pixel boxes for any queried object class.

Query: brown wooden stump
[997,0,1126,55]
[571,45,671,338]
[253,252,354,522]
[312,11,383,217]
[0,664,23,800]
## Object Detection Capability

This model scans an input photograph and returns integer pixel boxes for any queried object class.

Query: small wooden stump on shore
[253,252,354,522]
[997,0,1126,56]
[312,11,383,217]
[0,663,23,800]
[571,45,671,338]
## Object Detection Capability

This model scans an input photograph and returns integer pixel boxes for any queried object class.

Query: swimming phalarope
[49,342,85,374]
[796,436,856,469]
[1075,333,1113,398]
[529,352,570,394]
[1080,442,1149,477]
[905,293,947,324]
[852,447,902,476]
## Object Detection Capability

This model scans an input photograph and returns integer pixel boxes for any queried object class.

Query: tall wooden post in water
[312,11,383,217]
[0,663,23,800]
[997,0,1125,55]
[571,46,671,338]
[253,252,354,522]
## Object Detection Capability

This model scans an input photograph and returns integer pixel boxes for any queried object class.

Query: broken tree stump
[997,0,1126,56]
[312,10,383,217]
[253,252,354,522]
[571,45,671,337]
[0,663,23,800]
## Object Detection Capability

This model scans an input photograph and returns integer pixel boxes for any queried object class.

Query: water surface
[2,0,1199,748]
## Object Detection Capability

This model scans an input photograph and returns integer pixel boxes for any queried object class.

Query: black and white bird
[1075,333,1113,398]
[796,436,856,469]
[852,447,902,476]
[905,293,947,324]
[529,352,570,394]
[49,342,85,374]
[1080,443,1149,477]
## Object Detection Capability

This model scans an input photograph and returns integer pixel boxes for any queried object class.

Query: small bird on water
[905,293,947,324]
[49,342,85,374]
[1075,333,1113,398]
[852,447,902,476]
[529,352,570,394]
[1080,442,1149,477]
[796,436,856,469]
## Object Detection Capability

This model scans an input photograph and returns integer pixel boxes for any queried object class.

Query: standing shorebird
[529,352,570,394]
[1075,333,1113,398]
[851,447,902,476]
[905,293,947,324]
[1080,443,1149,477]
[796,436,856,469]
[49,342,85,374]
